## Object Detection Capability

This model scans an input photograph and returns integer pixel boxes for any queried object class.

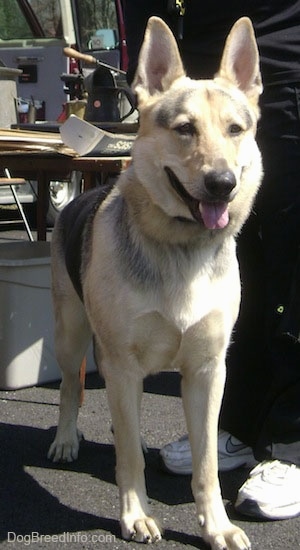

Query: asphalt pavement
[0,222,300,549]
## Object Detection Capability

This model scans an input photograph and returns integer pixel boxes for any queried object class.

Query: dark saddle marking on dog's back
[60,184,113,300]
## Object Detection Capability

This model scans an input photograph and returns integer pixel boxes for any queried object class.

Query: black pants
[220,83,300,466]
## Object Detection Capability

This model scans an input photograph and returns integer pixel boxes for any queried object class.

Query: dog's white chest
[164,269,231,332]
[129,263,238,377]
[156,245,235,331]
[129,270,235,377]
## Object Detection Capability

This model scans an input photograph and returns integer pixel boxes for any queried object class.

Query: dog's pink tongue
[199,202,229,229]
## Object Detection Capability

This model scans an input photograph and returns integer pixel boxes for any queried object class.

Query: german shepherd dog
[49,16,262,549]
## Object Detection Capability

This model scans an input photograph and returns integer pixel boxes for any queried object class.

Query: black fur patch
[105,195,162,288]
[60,184,113,300]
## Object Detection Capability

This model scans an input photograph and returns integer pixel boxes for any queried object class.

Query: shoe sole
[159,455,192,475]
[236,498,300,520]
[219,456,258,472]
[160,454,257,475]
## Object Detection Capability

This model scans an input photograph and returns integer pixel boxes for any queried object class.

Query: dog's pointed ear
[132,16,185,103]
[216,17,262,101]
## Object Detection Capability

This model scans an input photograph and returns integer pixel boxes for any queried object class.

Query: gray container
[0,242,96,390]
[0,66,22,128]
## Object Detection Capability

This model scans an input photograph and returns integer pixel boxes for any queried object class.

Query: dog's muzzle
[165,166,236,230]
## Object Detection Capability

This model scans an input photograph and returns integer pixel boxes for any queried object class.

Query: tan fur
[48,16,262,549]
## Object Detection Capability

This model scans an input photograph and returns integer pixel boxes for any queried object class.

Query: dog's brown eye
[175,122,195,136]
[229,123,243,135]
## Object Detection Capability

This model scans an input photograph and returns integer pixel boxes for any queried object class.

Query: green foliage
[0,0,117,43]
[0,0,33,40]
[77,0,118,49]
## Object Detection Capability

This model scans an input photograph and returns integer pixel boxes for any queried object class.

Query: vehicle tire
[46,171,82,226]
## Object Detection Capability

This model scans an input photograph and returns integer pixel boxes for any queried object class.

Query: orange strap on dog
[79,357,86,406]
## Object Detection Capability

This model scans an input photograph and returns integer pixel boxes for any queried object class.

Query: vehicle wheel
[47,171,82,226]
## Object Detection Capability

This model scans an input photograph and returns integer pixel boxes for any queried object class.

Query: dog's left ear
[217,17,262,102]
[132,16,185,103]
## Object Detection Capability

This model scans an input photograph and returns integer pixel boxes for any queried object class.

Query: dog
[48,16,262,549]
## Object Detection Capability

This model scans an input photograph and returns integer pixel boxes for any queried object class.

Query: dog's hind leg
[48,281,92,463]
[104,368,162,543]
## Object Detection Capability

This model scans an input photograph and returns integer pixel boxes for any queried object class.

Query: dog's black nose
[204,170,236,199]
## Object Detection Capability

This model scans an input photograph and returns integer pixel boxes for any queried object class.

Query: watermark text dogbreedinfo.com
[7,531,116,545]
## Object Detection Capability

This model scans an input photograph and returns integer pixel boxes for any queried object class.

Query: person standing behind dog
[124,0,300,520]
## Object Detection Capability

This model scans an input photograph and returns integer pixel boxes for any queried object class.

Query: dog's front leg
[105,371,162,543]
[178,313,251,550]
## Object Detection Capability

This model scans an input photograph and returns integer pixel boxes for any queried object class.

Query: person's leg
[222,84,300,456]
[220,211,267,448]
[249,152,300,465]
[233,84,300,519]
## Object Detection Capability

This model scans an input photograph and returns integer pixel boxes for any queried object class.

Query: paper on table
[59,115,134,157]
[0,127,76,155]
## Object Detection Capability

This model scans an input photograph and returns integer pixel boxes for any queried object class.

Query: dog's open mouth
[164,167,229,230]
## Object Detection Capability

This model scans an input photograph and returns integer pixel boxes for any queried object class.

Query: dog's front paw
[199,518,251,550]
[121,515,162,544]
[47,428,83,463]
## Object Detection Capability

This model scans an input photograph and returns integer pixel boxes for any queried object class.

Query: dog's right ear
[132,16,185,104]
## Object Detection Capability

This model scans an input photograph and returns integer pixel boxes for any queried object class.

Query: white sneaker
[235,460,300,520]
[160,434,192,475]
[159,430,257,475]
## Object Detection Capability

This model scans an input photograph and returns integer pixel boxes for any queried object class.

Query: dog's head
[131,16,263,235]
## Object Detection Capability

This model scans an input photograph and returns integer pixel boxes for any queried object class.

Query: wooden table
[0,152,131,240]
